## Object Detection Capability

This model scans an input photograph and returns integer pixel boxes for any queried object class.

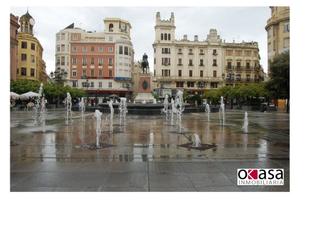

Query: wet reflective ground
[11,109,289,191]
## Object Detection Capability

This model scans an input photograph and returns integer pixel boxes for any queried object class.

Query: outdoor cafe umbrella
[10,92,20,100]
[20,91,41,100]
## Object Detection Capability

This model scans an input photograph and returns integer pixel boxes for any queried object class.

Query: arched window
[164,33,167,40]
[161,33,163,40]
[109,24,114,32]
[168,34,171,40]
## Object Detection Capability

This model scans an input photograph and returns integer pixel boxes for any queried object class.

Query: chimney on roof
[170,12,174,24]
[156,12,160,20]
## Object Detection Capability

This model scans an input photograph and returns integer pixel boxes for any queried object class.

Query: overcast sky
[11,6,270,74]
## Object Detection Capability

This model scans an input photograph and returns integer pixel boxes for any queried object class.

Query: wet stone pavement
[10,109,289,191]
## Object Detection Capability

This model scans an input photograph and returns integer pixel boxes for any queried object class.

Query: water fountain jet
[242,111,249,133]
[94,109,102,148]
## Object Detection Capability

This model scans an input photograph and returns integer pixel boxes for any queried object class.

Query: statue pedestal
[134,74,156,103]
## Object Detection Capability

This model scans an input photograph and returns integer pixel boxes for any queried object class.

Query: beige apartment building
[153,12,264,97]
[265,6,290,71]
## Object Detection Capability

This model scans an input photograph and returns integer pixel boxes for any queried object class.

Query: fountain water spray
[119,97,128,125]
[206,103,210,121]
[219,96,225,125]
[94,109,103,148]
[34,83,44,125]
[108,99,114,117]
[192,133,202,147]
[175,90,185,130]
[170,98,177,125]
[242,111,249,133]
[162,95,169,120]
[40,96,46,132]
[108,100,114,133]
[204,99,210,122]
[64,92,72,124]
[149,132,154,146]
[79,97,85,116]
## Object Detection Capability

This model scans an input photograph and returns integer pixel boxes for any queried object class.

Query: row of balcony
[226,78,260,82]
[176,52,218,56]
[156,76,261,82]
[162,63,217,67]
[80,76,113,80]
[56,62,113,67]
[226,66,260,71]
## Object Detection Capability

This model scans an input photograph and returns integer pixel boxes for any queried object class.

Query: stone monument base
[134,73,156,103]
[134,93,156,104]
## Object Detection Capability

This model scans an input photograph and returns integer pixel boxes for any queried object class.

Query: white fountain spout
[149,132,154,146]
[242,111,249,133]
[192,133,201,147]
[94,109,103,148]
[79,97,85,114]
[108,99,114,116]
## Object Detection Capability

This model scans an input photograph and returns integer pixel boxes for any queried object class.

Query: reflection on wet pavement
[10,110,289,191]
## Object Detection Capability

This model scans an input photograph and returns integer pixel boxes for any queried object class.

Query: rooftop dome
[20,10,33,21]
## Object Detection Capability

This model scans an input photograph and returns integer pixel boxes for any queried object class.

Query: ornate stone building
[16,10,47,82]
[265,6,290,71]
[153,12,264,97]
[10,14,19,81]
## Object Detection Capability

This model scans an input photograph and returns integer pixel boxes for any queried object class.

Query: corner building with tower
[55,18,134,100]
[16,11,47,82]
[153,12,264,97]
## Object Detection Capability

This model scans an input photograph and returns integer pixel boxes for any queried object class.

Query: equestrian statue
[141,53,149,74]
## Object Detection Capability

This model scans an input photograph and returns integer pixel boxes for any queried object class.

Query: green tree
[11,80,86,106]
[266,51,290,112]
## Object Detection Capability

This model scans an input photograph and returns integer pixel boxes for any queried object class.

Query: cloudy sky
[11,7,270,74]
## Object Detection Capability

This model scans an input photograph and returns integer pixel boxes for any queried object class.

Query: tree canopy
[203,83,269,104]
[11,79,86,102]
[266,51,290,99]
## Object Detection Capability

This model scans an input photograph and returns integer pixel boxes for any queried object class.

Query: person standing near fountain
[242,111,249,133]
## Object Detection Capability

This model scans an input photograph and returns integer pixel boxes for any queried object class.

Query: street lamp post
[50,69,68,107]
[50,69,67,86]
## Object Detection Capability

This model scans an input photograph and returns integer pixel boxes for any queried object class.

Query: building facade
[265,6,290,70]
[55,18,134,100]
[10,14,19,81]
[153,12,263,97]
[16,11,47,82]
